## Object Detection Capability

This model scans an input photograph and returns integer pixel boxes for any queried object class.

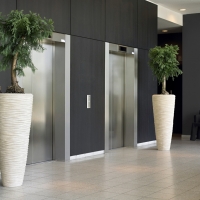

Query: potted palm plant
[149,44,182,151]
[0,10,54,187]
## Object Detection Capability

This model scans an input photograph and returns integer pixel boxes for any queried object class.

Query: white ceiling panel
[149,0,200,14]
[158,18,182,34]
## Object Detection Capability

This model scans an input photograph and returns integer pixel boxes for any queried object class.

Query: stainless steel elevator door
[23,42,53,164]
[124,54,135,146]
[109,52,135,150]
[109,52,125,149]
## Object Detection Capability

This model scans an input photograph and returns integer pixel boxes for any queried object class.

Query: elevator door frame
[105,43,138,152]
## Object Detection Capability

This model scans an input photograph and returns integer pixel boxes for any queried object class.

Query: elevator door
[109,52,135,149]
[109,52,124,149]
[22,42,53,164]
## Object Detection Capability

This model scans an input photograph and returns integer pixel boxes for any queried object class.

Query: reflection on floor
[1,138,200,200]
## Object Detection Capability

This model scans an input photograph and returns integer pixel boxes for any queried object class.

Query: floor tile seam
[163,183,198,192]
[58,191,114,200]
[123,188,159,198]
[168,178,200,186]
[146,180,177,188]
[19,188,75,196]
[163,174,195,181]
[20,176,197,188]
[29,173,119,187]
[139,172,172,180]
[24,174,51,178]
[139,186,166,193]
[24,175,50,180]
[105,183,161,195]
[103,184,145,193]
[168,191,200,200]
[174,181,200,187]
[34,190,97,198]
[99,181,131,189]
[143,187,185,199]
[75,193,119,200]
[87,173,133,182]
[0,192,33,199]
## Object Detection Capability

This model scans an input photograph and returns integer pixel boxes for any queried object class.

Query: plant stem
[162,76,169,95]
[11,52,18,86]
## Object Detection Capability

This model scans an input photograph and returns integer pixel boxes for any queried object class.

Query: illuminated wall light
[162,30,168,33]
[180,9,186,11]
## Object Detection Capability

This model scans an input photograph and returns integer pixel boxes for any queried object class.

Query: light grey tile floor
[1,138,200,200]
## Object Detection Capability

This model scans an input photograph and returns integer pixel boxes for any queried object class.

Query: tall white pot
[0,94,33,187]
[152,95,175,151]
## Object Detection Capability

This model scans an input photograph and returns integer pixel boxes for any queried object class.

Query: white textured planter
[152,95,175,151]
[0,94,33,187]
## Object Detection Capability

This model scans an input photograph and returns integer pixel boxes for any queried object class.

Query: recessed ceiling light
[162,30,168,33]
[180,9,186,11]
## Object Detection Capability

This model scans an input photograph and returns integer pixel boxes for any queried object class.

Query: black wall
[106,0,138,47]
[138,49,157,143]
[138,0,157,49]
[71,0,105,41]
[0,0,16,92]
[0,0,16,14]
[17,0,71,34]
[183,14,200,136]
[0,0,157,154]
[70,36,105,156]
[137,1,157,143]
[158,33,182,134]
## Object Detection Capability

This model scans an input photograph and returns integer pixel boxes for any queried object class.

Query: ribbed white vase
[0,94,33,187]
[152,95,175,151]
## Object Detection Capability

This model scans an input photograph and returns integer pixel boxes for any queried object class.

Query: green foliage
[0,10,54,76]
[149,44,182,84]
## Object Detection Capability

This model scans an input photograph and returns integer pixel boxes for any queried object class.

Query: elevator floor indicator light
[119,46,126,52]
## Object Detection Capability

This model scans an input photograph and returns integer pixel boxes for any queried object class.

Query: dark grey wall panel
[71,0,105,41]
[70,37,91,156]
[70,36,105,156]
[0,0,16,92]
[106,0,138,47]
[138,0,148,49]
[147,53,157,141]
[138,50,148,143]
[51,0,70,34]
[183,14,200,135]
[0,0,16,14]
[138,49,156,143]
[0,70,10,93]
[17,0,70,34]
[138,0,157,49]
[91,49,105,152]
[148,2,157,49]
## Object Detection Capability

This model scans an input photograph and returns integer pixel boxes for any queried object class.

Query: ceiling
[148,0,200,34]
[149,0,200,15]
[158,18,182,34]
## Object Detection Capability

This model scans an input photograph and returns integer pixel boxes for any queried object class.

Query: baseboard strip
[181,135,190,140]
[70,150,104,160]
[137,140,157,147]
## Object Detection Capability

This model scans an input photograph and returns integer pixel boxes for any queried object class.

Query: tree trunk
[162,76,169,95]
[11,53,18,86]
[6,53,24,93]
